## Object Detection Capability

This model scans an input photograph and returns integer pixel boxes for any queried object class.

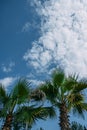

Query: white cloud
[24,0,87,78]
[0,77,16,89]
[2,62,15,73]
[22,21,40,33]
[26,73,44,86]
[22,22,31,32]
[30,79,44,87]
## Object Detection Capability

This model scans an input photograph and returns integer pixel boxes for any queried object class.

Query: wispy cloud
[0,77,16,89]
[30,79,43,87]
[22,22,31,32]
[2,62,15,73]
[22,21,40,33]
[24,0,87,78]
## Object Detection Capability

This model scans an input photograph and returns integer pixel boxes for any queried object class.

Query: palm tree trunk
[25,122,28,130]
[2,113,12,130]
[25,122,32,130]
[59,101,71,130]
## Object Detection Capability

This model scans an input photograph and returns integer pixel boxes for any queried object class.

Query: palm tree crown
[39,69,87,130]
[0,78,56,130]
[0,79,31,130]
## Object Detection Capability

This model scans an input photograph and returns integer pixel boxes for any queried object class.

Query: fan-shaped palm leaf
[11,78,31,104]
[52,69,65,87]
[14,105,56,130]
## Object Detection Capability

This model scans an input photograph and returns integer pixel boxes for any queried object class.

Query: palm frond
[11,78,31,104]
[52,68,65,87]
[43,106,56,119]
[14,105,56,126]
[0,85,11,117]
[0,84,9,104]
[30,89,46,101]
[67,93,84,104]
[73,80,87,93]
[71,121,85,130]
[64,75,78,91]
[39,82,58,103]
[72,103,87,119]
[73,106,84,118]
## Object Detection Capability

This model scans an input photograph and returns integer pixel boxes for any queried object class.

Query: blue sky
[0,0,41,84]
[1,0,87,129]
[0,0,58,129]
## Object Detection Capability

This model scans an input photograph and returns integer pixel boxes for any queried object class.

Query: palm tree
[0,79,30,130]
[14,105,56,130]
[0,79,56,130]
[71,121,87,130]
[39,69,87,130]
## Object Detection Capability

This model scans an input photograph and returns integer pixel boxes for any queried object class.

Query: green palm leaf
[39,82,58,103]
[14,105,56,127]
[64,75,78,91]
[30,89,46,101]
[11,78,31,104]
[52,69,65,87]
[73,80,87,93]
[0,85,9,104]
[39,69,87,130]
